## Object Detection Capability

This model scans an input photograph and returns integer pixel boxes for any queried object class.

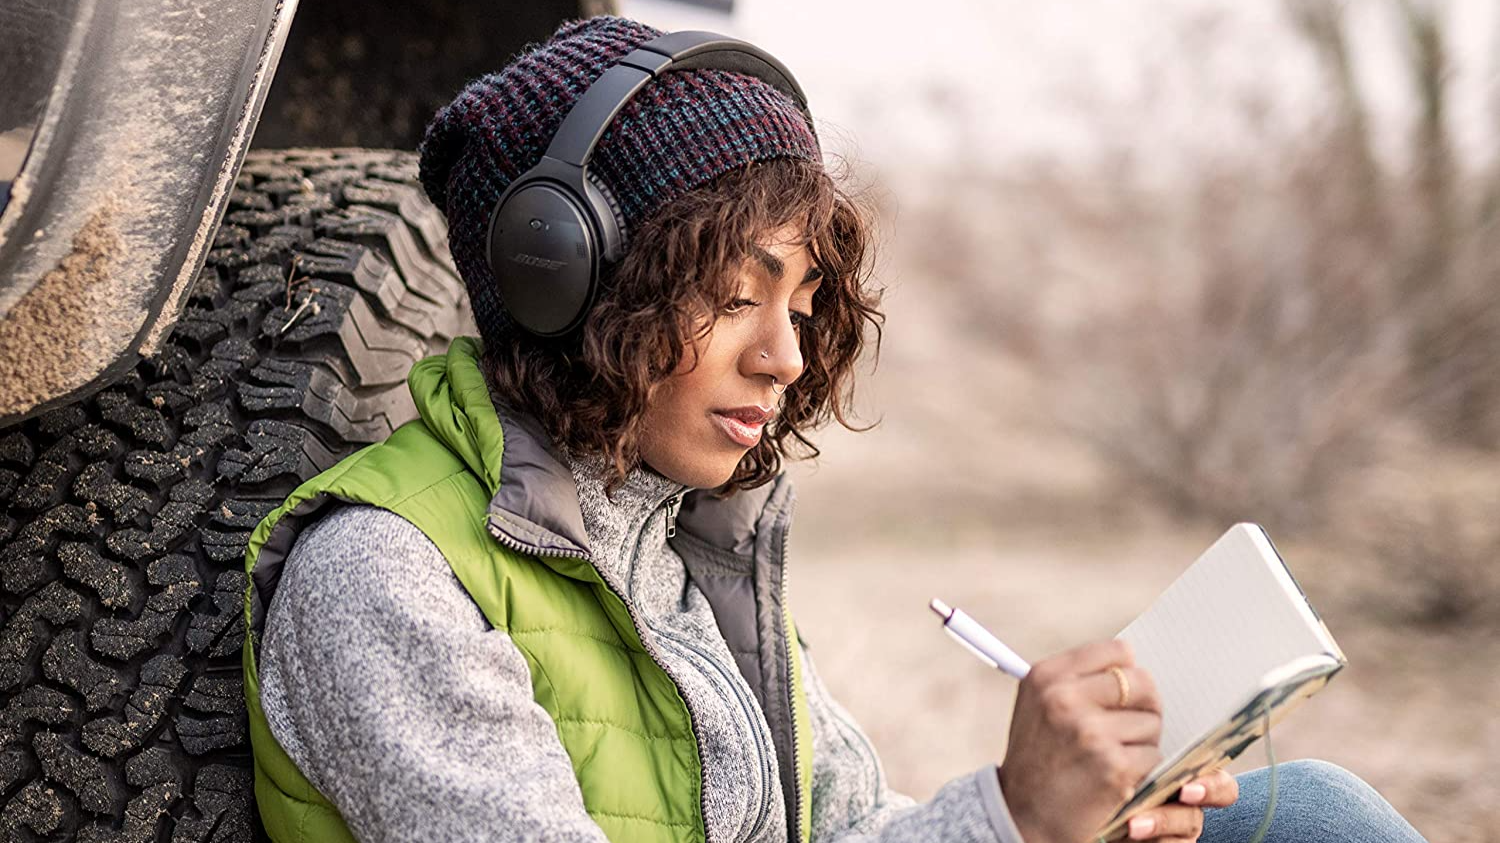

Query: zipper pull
[664,493,682,539]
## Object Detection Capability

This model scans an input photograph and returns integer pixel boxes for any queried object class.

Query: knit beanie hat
[417,14,823,352]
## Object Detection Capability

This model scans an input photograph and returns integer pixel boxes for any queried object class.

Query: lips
[711,405,774,447]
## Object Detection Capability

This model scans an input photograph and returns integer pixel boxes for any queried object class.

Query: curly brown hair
[483,155,884,495]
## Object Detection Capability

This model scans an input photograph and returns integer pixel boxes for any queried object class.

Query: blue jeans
[1199,760,1429,843]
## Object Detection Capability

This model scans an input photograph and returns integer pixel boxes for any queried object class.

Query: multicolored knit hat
[417,14,822,351]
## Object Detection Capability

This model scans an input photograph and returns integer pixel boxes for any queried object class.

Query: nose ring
[762,350,787,394]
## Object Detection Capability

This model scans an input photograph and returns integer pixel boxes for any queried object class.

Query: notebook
[1092,523,1348,842]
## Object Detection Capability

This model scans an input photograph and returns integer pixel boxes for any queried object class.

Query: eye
[722,298,815,331]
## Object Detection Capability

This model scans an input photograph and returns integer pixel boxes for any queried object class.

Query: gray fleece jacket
[257,444,1028,843]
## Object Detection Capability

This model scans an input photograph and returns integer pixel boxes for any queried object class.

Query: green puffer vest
[241,336,815,843]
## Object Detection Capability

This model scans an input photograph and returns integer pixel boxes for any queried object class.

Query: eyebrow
[749,243,824,286]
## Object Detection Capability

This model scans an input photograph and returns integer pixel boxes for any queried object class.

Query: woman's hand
[1122,769,1240,842]
[997,638,1165,843]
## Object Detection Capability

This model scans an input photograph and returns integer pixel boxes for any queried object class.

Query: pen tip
[929,598,952,619]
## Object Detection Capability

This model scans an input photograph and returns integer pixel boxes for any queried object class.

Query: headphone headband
[544,32,816,168]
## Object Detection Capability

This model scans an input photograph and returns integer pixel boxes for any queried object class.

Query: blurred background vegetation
[898,0,1500,626]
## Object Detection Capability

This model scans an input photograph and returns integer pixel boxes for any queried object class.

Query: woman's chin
[682,461,742,491]
[643,450,743,491]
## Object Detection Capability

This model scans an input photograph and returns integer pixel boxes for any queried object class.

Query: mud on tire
[0,149,472,842]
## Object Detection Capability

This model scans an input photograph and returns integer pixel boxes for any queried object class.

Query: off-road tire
[0,148,473,842]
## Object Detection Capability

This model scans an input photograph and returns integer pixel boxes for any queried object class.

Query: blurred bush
[908,0,1500,625]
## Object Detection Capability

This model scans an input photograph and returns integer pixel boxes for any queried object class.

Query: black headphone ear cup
[487,177,602,337]
[584,170,628,264]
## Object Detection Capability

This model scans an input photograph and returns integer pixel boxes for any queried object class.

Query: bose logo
[511,253,567,271]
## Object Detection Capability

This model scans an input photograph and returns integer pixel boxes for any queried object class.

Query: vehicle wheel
[0,148,472,842]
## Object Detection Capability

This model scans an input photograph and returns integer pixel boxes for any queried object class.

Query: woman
[241,14,1430,843]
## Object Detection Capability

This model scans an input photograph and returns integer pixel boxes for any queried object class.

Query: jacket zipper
[652,619,776,841]
[778,501,805,843]
[665,493,681,539]
[486,510,715,843]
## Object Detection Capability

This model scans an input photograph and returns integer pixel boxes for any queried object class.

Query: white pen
[929,598,1032,679]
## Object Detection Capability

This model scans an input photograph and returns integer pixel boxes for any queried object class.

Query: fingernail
[1129,816,1155,839]
[1181,783,1207,804]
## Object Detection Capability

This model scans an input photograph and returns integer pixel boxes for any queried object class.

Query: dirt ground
[782,282,1498,843]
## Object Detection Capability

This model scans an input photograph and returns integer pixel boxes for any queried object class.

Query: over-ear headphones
[484,29,818,337]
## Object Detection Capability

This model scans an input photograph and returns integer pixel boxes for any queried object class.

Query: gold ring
[1108,665,1131,708]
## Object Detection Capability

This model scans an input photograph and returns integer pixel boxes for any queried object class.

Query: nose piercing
[762,350,787,394]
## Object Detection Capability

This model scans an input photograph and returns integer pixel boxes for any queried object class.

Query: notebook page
[1115,524,1331,759]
